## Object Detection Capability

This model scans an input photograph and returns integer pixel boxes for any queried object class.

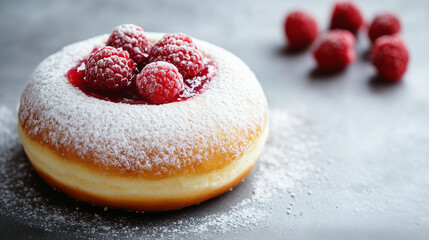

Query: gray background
[1,0,429,239]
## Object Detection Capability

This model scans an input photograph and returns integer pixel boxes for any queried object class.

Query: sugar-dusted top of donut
[19,33,268,178]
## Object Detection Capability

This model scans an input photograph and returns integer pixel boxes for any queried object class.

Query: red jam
[66,47,217,105]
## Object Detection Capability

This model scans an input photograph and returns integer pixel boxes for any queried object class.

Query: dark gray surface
[1,0,429,239]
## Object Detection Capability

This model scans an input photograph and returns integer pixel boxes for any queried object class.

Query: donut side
[18,120,268,211]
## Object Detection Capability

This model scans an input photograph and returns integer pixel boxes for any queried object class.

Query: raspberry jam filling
[66,27,217,105]
[66,48,217,105]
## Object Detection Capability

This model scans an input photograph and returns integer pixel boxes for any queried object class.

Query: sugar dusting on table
[0,106,327,239]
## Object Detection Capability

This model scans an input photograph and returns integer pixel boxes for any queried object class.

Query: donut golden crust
[18,121,268,211]
[18,33,269,211]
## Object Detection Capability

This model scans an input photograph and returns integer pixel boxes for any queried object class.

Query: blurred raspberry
[284,10,319,49]
[330,1,364,34]
[313,30,356,71]
[368,13,401,42]
[370,35,409,82]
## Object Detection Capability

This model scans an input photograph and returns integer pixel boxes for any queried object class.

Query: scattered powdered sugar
[0,105,20,167]
[0,106,328,239]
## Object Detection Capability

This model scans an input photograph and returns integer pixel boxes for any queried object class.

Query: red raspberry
[153,33,194,47]
[330,1,364,34]
[368,13,401,42]
[85,46,136,92]
[370,35,409,82]
[107,24,151,65]
[149,33,203,79]
[313,30,356,71]
[284,10,319,49]
[136,61,184,104]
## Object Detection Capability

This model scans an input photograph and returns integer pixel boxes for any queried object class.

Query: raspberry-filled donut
[18,25,268,211]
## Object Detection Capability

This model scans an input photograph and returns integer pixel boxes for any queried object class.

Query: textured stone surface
[1,0,429,239]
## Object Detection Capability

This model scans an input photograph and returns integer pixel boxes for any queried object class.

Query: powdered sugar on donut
[19,33,268,177]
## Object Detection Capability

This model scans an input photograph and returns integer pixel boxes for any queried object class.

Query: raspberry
[370,35,409,82]
[154,33,194,47]
[313,30,356,71]
[284,10,319,49]
[107,24,151,65]
[368,13,401,42]
[136,61,184,104]
[85,46,136,92]
[149,33,203,79]
[330,1,364,34]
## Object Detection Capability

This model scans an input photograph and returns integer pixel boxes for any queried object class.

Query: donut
[18,31,269,211]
